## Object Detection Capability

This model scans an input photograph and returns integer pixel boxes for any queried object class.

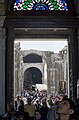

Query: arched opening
[24,67,42,89]
[23,54,42,63]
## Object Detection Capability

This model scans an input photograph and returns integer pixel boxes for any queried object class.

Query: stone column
[6,28,14,107]
[0,0,6,115]
[46,51,52,96]
[0,17,5,115]
[52,68,56,94]
[68,28,78,100]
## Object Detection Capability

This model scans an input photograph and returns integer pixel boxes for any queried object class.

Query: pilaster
[0,20,5,115]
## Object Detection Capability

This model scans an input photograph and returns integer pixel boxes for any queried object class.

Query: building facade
[14,42,68,97]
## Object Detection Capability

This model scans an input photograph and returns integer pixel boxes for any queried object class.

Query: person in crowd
[14,95,24,111]
[11,111,24,120]
[3,102,16,120]
[24,97,36,120]
[35,99,41,110]
[34,109,43,120]
[57,98,75,120]
[19,105,30,120]
[59,94,64,101]
[18,114,24,120]
[40,98,49,120]
[47,96,54,107]
[10,105,29,120]
[47,101,59,120]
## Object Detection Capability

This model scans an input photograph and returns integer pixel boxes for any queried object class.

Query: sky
[15,39,67,53]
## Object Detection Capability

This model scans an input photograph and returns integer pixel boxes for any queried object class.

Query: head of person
[14,111,24,120]
[16,95,21,100]
[42,97,47,103]
[35,109,42,120]
[42,97,47,107]
[18,114,24,120]
[19,105,24,112]
[55,101,59,105]
[57,98,75,120]
[27,97,32,105]
[18,115,24,120]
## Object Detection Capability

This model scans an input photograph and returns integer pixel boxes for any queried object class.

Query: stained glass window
[13,0,68,11]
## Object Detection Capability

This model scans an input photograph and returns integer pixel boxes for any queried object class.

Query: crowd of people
[2,89,79,120]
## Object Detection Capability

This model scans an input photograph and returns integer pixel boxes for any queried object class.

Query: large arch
[22,50,47,76]
[24,67,42,89]
[22,51,47,90]
[22,49,48,63]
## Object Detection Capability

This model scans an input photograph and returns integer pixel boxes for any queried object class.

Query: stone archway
[14,49,48,96]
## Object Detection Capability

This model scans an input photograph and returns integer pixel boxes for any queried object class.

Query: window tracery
[13,0,68,10]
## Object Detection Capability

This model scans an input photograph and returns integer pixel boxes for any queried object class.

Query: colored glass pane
[13,0,68,11]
